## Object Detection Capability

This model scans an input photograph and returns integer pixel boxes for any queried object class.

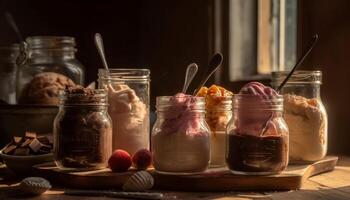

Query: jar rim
[271,70,322,85]
[204,96,233,110]
[156,95,205,102]
[156,95,206,111]
[59,88,108,105]
[98,68,150,81]
[233,94,284,111]
[26,36,76,50]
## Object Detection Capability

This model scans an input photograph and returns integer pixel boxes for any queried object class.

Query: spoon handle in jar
[277,34,318,92]
[182,63,198,94]
[94,33,110,71]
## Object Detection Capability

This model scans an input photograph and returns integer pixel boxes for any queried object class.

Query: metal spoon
[277,34,319,92]
[193,53,223,95]
[182,63,198,94]
[5,12,24,42]
[94,33,110,71]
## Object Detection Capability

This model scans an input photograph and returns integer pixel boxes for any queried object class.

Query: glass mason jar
[54,88,112,171]
[271,70,327,163]
[17,36,85,105]
[205,96,232,166]
[152,95,211,174]
[0,44,19,104]
[226,95,289,175]
[98,69,150,156]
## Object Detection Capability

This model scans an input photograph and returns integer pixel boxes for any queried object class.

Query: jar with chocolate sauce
[53,87,112,171]
[226,94,289,175]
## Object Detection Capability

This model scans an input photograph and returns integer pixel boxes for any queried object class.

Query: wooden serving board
[33,156,338,191]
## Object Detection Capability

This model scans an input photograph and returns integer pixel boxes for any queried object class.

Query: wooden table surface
[1,156,350,200]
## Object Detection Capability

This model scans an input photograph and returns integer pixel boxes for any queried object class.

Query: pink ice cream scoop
[159,93,204,136]
[239,82,277,97]
[235,82,279,136]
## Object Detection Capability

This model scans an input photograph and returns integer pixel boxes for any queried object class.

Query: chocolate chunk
[13,136,23,144]
[3,145,17,155]
[38,149,51,154]
[40,144,52,152]
[37,136,50,145]
[46,135,53,144]
[38,134,53,145]
[29,139,43,153]
[25,131,37,138]
[14,147,30,156]
[21,138,33,147]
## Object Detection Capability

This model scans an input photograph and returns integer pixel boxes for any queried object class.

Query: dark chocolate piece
[40,144,52,152]
[14,147,30,156]
[25,131,37,138]
[29,139,43,153]
[13,136,23,144]
[46,135,53,144]
[3,145,17,155]
[21,138,33,147]
[37,136,50,145]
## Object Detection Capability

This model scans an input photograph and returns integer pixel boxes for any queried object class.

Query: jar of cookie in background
[17,36,85,105]
[53,88,112,171]
[0,44,19,104]
[98,69,150,156]
[271,70,327,163]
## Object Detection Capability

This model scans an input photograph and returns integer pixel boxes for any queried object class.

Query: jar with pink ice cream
[152,94,211,174]
[226,82,289,175]
[98,69,150,156]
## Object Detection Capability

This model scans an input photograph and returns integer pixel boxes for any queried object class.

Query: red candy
[132,149,152,170]
[108,149,132,172]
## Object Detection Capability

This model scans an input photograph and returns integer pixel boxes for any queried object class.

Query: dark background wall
[0,0,349,155]
[0,0,212,108]
[297,0,350,155]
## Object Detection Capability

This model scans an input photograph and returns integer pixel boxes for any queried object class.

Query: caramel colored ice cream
[284,94,327,162]
[18,72,76,105]
[197,85,233,166]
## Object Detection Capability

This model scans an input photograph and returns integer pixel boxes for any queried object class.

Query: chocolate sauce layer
[226,134,288,173]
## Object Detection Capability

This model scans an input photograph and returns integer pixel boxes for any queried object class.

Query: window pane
[229,0,297,81]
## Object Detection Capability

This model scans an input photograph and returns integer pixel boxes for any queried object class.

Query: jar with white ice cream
[152,94,211,174]
[98,69,150,156]
[271,70,328,163]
